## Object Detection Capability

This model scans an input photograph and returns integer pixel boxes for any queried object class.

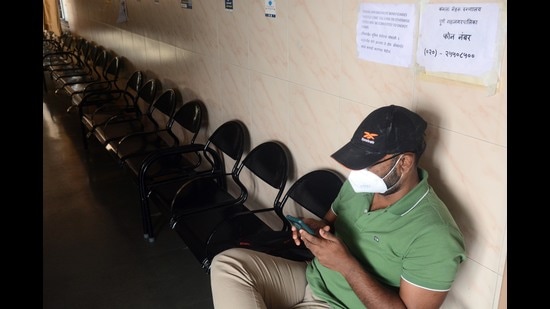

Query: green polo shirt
[306,169,466,309]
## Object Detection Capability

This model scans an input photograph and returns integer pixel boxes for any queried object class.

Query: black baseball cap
[331,105,427,170]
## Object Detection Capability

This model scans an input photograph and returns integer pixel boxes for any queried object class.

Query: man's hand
[299,227,353,273]
[290,218,327,246]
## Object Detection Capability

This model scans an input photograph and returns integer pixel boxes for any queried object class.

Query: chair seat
[109,131,174,160]
[124,151,197,182]
[82,106,137,132]
[171,178,240,218]
[93,117,150,145]
[173,202,267,268]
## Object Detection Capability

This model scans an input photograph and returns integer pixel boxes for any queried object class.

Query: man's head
[331,105,427,170]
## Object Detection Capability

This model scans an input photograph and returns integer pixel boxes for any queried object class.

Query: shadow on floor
[42,78,214,309]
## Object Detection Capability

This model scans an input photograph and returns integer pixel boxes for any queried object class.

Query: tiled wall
[62,0,507,307]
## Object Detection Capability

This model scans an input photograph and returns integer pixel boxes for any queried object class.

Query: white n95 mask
[348,169,388,193]
[348,155,402,193]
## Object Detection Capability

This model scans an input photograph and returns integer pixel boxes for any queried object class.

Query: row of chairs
[44,31,345,273]
[43,31,122,113]
[134,113,344,271]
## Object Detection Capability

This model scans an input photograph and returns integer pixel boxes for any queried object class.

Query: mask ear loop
[381,154,404,181]
[368,153,403,170]
[381,154,405,193]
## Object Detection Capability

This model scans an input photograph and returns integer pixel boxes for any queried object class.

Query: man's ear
[400,153,415,172]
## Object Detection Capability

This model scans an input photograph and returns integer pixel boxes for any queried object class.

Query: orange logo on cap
[363,131,378,140]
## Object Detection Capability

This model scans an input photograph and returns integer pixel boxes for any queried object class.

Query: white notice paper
[116,0,128,23]
[416,3,500,77]
[356,3,416,67]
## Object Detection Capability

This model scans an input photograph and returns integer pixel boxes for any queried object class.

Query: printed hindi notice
[356,3,416,67]
[416,3,500,77]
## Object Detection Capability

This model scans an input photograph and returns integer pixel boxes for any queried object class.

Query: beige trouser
[210,248,330,309]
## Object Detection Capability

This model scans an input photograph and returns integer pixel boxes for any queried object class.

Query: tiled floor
[42,79,215,308]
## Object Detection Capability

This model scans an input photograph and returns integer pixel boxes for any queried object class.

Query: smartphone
[286,215,316,235]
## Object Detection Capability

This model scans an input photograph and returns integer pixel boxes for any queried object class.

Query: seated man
[210,105,466,309]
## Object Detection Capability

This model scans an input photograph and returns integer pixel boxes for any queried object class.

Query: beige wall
[61,0,507,308]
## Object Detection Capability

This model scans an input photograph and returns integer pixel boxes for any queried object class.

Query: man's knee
[211,248,253,276]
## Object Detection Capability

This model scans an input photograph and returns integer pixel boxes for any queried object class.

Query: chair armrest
[86,90,135,115]
[170,173,248,219]
[137,143,207,192]
[102,113,143,128]
[139,144,206,175]
[116,129,170,147]
[75,80,114,97]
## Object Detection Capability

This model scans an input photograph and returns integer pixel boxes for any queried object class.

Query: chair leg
[141,196,155,242]
[78,107,89,150]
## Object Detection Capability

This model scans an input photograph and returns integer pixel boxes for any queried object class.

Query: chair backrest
[84,43,99,67]
[102,56,122,85]
[242,141,289,187]
[74,40,95,73]
[106,70,143,109]
[124,70,144,95]
[88,48,108,79]
[73,37,88,59]
[197,120,246,187]
[278,169,344,231]
[106,70,143,108]
[238,141,290,208]
[147,89,177,132]
[207,120,246,166]
[134,78,160,117]
[167,99,204,146]
[61,33,73,50]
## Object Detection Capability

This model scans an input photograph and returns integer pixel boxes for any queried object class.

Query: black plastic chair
[136,120,247,241]
[91,78,160,147]
[205,169,344,264]
[82,74,153,141]
[52,48,121,113]
[45,36,88,80]
[62,55,122,110]
[169,141,290,269]
[50,41,101,91]
[114,98,204,164]
[102,89,178,160]
[43,32,75,91]
[76,70,144,117]
[78,70,145,149]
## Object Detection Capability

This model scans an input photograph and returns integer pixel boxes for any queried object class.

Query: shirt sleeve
[401,224,466,291]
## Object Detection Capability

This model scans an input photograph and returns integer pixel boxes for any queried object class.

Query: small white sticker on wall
[265,0,276,18]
